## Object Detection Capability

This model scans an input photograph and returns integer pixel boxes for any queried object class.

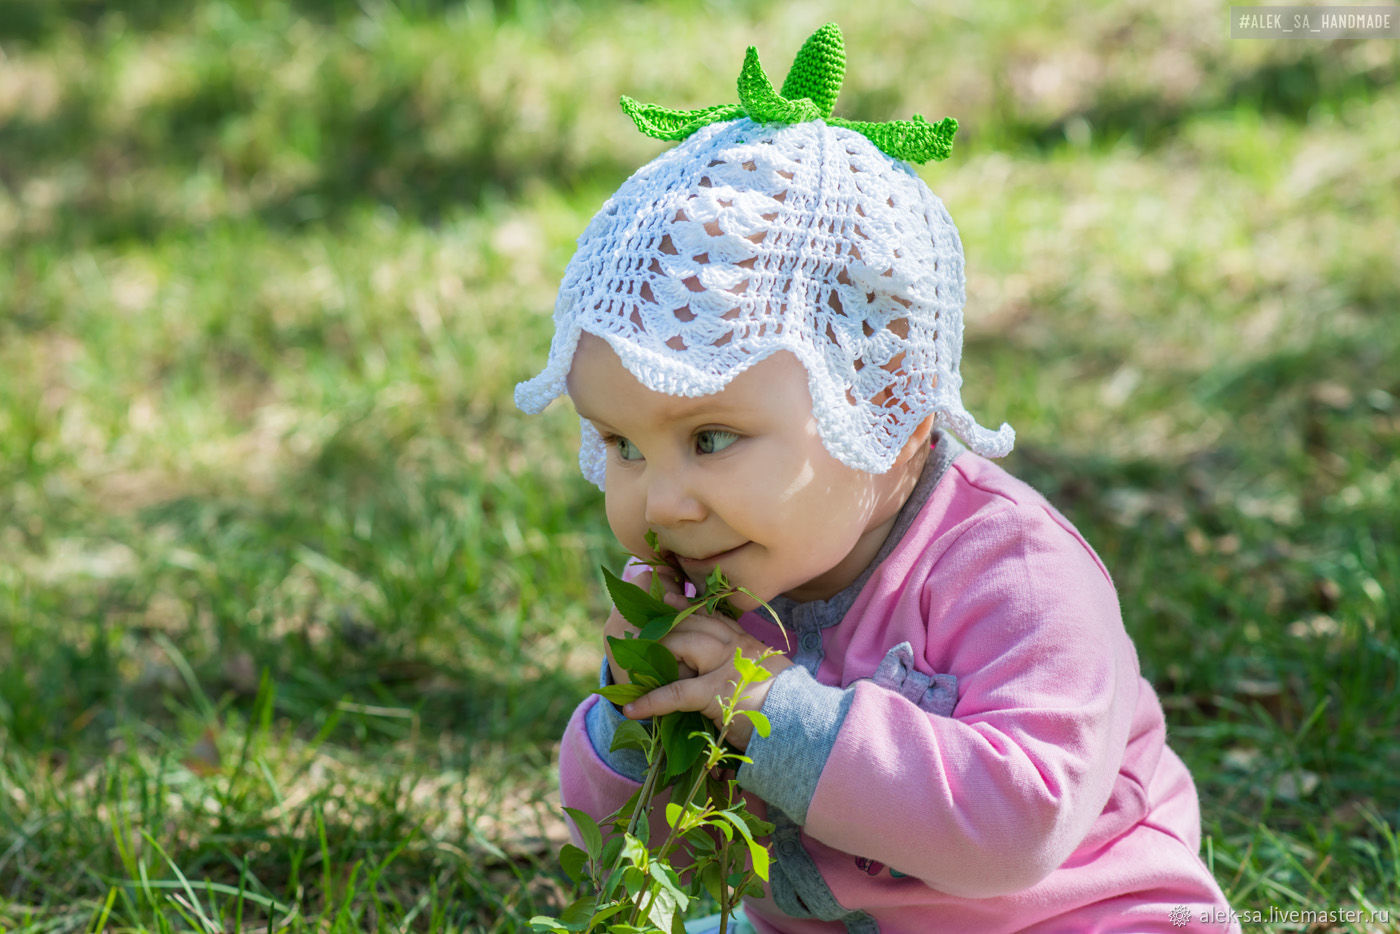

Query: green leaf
[717,810,771,881]
[739,709,771,738]
[745,836,771,881]
[659,711,710,780]
[607,636,679,685]
[589,903,629,925]
[731,649,769,683]
[558,843,589,885]
[778,22,845,118]
[663,800,702,832]
[724,801,775,838]
[608,717,651,753]
[737,46,820,125]
[561,806,603,859]
[698,861,725,903]
[637,614,678,642]
[596,682,649,707]
[746,815,775,838]
[669,602,703,628]
[640,882,684,932]
[735,46,775,116]
[650,862,691,915]
[622,865,646,898]
[603,567,674,630]
[560,894,598,925]
[827,114,958,163]
[620,96,744,141]
[622,833,649,868]
[617,24,959,165]
[599,834,624,874]
[682,826,717,857]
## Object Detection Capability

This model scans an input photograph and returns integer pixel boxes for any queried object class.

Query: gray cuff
[738,664,852,825]
[585,660,649,782]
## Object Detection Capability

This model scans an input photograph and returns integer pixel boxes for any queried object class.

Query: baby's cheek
[603,493,643,551]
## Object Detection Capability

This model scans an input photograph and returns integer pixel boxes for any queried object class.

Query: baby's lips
[651,549,688,582]
[630,556,684,599]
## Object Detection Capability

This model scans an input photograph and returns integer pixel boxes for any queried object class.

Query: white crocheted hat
[515,25,1014,489]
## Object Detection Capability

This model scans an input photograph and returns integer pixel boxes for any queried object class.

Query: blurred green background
[1,1,1397,929]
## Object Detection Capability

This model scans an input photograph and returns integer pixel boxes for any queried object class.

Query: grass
[1,1,1398,930]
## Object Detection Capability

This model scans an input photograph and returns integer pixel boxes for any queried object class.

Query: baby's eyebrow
[572,409,615,431]
[657,396,747,421]
[576,398,747,427]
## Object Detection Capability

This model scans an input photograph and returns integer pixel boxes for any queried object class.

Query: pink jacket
[560,436,1238,932]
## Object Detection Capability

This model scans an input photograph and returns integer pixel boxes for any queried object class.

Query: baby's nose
[643,471,705,526]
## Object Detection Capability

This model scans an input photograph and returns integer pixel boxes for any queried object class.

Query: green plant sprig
[619,22,958,164]
[530,534,784,933]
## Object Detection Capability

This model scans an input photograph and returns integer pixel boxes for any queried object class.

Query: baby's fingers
[623,671,725,724]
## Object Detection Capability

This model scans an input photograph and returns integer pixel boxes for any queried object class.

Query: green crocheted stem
[618,22,958,164]
[778,21,844,118]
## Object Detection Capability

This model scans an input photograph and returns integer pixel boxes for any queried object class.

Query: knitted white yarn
[515,118,1014,489]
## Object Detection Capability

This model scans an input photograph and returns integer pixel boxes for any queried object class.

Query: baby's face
[566,332,908,609]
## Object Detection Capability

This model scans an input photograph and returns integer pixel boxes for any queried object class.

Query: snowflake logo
[1169,904,1192,927]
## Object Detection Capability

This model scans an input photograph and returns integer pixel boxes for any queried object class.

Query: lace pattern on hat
[516,119,1013,490]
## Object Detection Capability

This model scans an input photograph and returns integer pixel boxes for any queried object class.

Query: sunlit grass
[2,1,1398,928]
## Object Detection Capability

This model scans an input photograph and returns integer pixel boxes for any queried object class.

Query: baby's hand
[621,608,793,751]
[603,565,697,686]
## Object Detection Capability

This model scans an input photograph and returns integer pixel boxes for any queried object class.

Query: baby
[517,25,1238,934]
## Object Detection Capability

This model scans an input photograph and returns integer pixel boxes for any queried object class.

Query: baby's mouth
[675,543,746,570]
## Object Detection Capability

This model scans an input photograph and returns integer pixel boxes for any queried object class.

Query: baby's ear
[896,414,938,465]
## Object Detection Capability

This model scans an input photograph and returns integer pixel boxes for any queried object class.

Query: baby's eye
[695,429,739,454]
[612,436,643,462]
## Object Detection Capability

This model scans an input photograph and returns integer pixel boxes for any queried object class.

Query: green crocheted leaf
[737,46,820,125]
[828,114,958,163]
[620,96,744,141]
[778,21,845,118]
[616,23,958,165]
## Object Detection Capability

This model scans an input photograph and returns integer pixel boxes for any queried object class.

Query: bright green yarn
[619,22,957,165]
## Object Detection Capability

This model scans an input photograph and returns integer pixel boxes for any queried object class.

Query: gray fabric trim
[584,660,649,782]
[768,809,879,931]
[871,641,958,717]
[739,665,852,824]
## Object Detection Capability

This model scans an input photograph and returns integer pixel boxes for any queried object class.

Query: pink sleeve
[558,695,643,843]
[559,693,676,852]
[800,505,1140,897]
